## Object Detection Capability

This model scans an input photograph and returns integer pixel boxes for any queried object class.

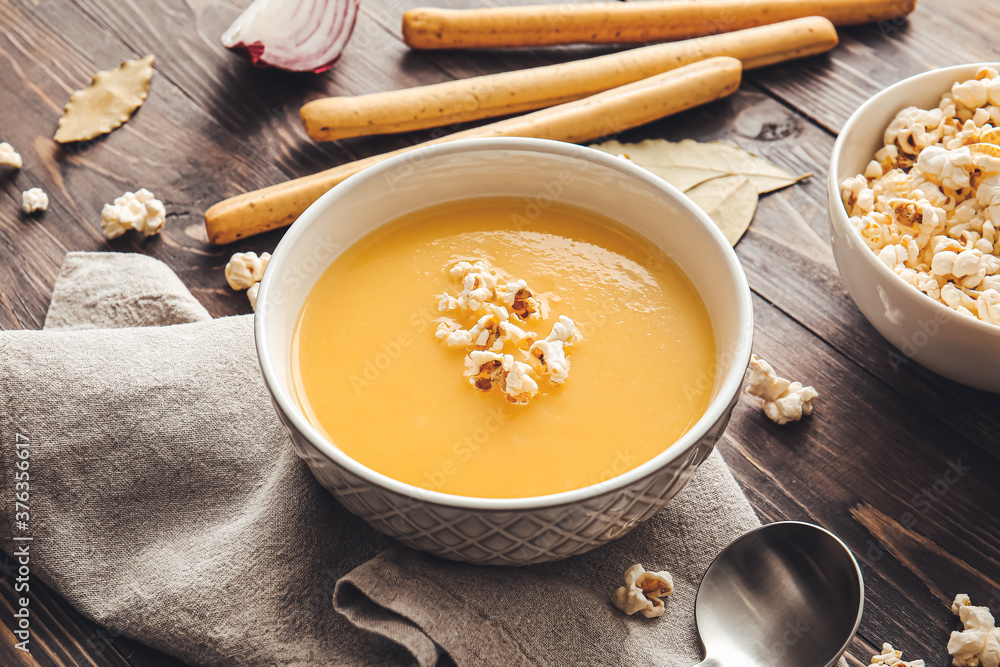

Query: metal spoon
[693,521,864,667]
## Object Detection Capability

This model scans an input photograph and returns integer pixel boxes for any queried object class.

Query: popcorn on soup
[840,66,1000,327]
[290,197,717,499]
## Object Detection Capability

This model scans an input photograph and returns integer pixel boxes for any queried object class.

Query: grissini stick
[402,0,915,49]
[205,57,742,244]
[302,17,835,141]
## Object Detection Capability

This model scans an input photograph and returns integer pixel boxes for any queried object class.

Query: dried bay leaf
[590,138,810,194]
[591,137,809,245]
[55,55,155,143]
[684,174,759,246]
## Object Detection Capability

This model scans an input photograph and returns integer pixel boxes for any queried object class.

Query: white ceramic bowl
[256,138,754,565]
[829,63,1000,393]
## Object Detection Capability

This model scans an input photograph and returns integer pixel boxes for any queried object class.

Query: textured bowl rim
[256,137,754,511]
[828,62,1000,339]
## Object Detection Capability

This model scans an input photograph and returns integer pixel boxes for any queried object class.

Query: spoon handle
[692,658,724,667]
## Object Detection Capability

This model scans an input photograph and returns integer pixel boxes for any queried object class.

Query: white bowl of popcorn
[829,63,1000,392]
[256,137,754,565]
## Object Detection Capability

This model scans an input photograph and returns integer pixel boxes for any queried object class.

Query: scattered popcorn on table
[840,67,1000,328]
[246,282,260,311]
[21,187,48,214]
[224,250,270,311]
[436,260,576,405]
[225,251,270,290]
[744,354,818,425]
[612,564,674,619]
[0,142,22,168]
[948,593,1000,667]
[871,642,925,666]
[101,188,165,238]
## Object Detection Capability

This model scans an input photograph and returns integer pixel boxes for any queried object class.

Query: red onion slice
[221,0,360,73]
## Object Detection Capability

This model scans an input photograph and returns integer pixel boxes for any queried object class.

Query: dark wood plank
[748,0,1000,133]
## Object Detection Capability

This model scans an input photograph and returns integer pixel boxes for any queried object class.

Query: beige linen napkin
[1,252,760,666]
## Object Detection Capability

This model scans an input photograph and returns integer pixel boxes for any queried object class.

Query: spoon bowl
[694,521,864,667]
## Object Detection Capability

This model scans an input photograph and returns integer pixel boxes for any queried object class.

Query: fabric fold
[335,578,444,666]
[44,251,212,330]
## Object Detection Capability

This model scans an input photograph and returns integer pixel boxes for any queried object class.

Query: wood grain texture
[1,0,999,664]
[747,0,1000,133]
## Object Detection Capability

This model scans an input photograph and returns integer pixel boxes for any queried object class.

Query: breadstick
[205,57,742,244]
[403,0,915,49]
[303,17,835,141]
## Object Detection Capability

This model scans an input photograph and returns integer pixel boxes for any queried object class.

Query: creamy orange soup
[291,197,715,498]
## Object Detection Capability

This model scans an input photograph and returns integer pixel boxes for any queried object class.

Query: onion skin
[221,0,361,73]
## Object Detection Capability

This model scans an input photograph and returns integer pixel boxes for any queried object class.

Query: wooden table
[2,0,999,664]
